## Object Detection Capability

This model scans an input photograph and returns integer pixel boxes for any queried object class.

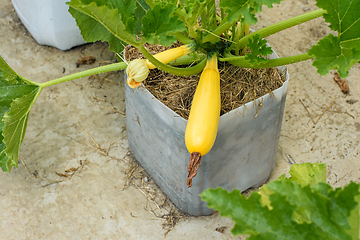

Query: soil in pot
[125,44,285,119]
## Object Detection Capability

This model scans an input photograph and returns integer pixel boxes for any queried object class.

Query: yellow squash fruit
[185,54,220,187]
[126,44,193,88]
[145,44,192,69]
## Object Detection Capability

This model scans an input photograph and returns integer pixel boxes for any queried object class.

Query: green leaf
[309,34,360,78]
[220,0,284,26]
[347,194,359,240]
[202,163,360,239]
[134,0,150,35]
[270,181,359,240]
[108,0,138,34]
[259,162,326,222]
[0,56,41,172]
[288,162,326,186]
[68,0,185,51]
[316,0,360,49]
[312,182,360,240]
[142,3,186,45]
[174,0,207,30]
[68,0,139,53]
[245,34,273,65]
[201,188,321,239]
[308,0,360,78]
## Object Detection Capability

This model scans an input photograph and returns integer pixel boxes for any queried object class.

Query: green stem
[202,21,234,43]
[235,23,242,56]
[169,53,206,66]
[139,45,206,76]
[173,32,192,45]
[221,52,312,69]
[208,0,217,31]
[220,8,225,20]
[188,26,198,39]
[201,8,208,30]
[29,86,44,114]
[40,62,128,88]
[238,9,326,49]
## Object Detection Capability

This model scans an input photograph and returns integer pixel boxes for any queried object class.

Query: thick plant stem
[40,62,128,88]
[238,9,327,49]
[202,21,234,43]
[173,32,192,45]
[222,52,312,69]
[139,45,206,76]
[169,53,206,66]
[234,23,242,56]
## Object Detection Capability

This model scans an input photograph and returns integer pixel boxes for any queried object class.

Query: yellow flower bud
[126,59,150,89]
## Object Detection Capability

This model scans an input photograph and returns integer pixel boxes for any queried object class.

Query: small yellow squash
[126,44,193,88]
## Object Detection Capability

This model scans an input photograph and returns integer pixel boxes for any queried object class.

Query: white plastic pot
[11,0,85,50]
[125,51,289,216]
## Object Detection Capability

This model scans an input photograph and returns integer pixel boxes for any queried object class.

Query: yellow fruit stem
[203,53,219,72]
[145,44,192,69]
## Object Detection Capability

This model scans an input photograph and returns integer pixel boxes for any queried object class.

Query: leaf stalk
[238,9,327,49]
[39,62,128,88]
[222,52,312,69]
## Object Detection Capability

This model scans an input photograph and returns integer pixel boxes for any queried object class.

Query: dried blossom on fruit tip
[187,152,202,188]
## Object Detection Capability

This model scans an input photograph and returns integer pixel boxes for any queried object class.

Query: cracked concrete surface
[0,0,359,239]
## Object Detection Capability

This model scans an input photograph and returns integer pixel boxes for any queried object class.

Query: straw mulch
[126,45,285,120]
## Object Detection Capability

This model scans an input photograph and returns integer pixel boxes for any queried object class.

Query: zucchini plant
[1,0,360,189]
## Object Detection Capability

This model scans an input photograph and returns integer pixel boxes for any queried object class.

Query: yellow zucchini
[126,44,193,88]
[185,54,220,187]
[185,54,220,155]
[145,44,192,69]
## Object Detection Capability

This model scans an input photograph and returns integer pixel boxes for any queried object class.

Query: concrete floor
[0,0,359,239]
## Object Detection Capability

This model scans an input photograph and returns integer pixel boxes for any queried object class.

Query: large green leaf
[202,188,322,239]
[133,0,150,35]
[0,56,41,172]
[68,0,185,52]
[201,163,360,239]
[68,0,137,54]
[308,0,360,78]
[174,0,207,31]
[268,181,358,240]
[107,0,138,34]
[142,3,186,45]
[316,0,360,49]
[220,0,284,26]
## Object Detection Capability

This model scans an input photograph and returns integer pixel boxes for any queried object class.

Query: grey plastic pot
[125,51,289,216]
